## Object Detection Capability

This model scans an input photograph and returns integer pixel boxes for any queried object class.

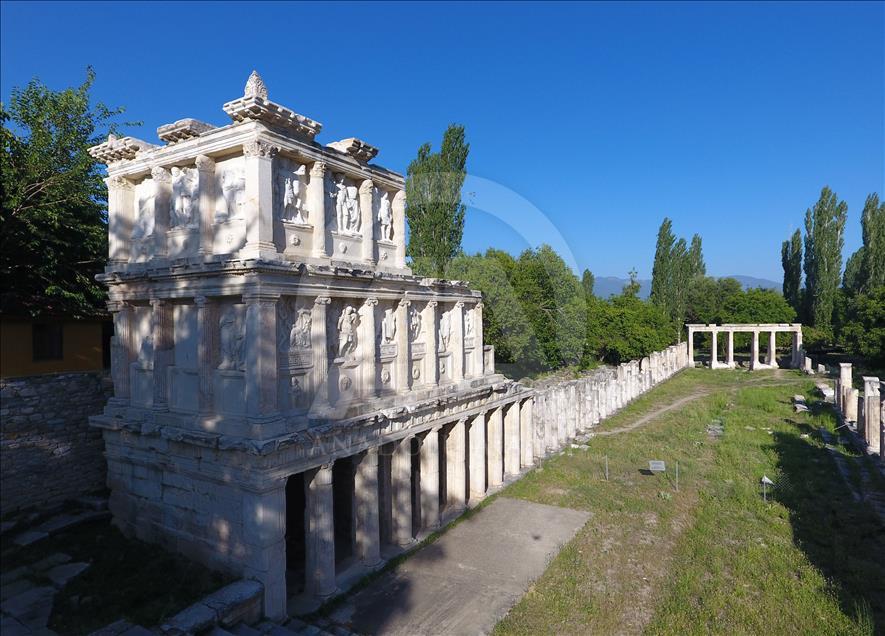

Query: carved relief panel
[278,297,314,413]
[329,301,361,405]
[274,156,314,256]
[213,156,246,255]
[214,301,246,416]
[375,186,396,264]
[378,302,397,394]
[327,172,362,259]
[130,305,154,407]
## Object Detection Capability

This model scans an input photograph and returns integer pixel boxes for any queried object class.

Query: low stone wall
[1,371,112,515]
[528,342,690,456]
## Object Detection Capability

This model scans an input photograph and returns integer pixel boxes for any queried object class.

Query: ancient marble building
[88,72,533,618]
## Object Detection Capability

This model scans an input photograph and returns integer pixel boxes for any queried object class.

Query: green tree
[650,217,676,309]
[860,193,885,291]
[405,124,469,278]
[687,234,705,277]
[803,186,847,329]
[840,286,885,365]
[781,228,802,313]
[581,268,595,298]
[446,250,539,368]
[509,245,586,369]
[842,247,865,294]
[1,68,129,317]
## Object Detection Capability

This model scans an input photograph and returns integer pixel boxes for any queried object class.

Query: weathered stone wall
[1,371,112,515]
[529,342,690,456]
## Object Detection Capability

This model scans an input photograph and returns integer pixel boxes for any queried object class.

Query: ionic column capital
[314,296,332,306]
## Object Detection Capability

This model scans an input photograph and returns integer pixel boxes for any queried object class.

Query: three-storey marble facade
[89,72,533,618]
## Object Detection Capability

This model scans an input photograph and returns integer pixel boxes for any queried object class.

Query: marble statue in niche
[216,167,245,222]
[289,309,312,350]
[377,190,393,241]
[465,310,474,337]
[337,305,359,359]
[332,173,360,234]
[275,160,307,224]
[138,334,154,367]
[290,376,303,404]
[132,181,156,239]
[381,308,396,344]
[439,310,451,352]
[170,167,198,227]
[218,306,245,370]
[409,305,422,342]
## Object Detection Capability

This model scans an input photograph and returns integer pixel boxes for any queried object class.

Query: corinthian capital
[310,161,326,178]
[151,165,171,182]
[243,139,279,158]
[195,154,215,171]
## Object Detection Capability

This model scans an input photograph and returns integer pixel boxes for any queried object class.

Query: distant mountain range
[592,275,780,300]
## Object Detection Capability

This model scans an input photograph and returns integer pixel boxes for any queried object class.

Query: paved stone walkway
[326,497,590,636]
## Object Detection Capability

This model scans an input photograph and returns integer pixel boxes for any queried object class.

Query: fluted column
[487,407,504,488]
[750,331,760,370]
[468,413,487,502]
[195,296,216,414]
[711,331,718,367]
[726,331,734,368]
[473,303,484,377]
[767,331,777,367]
[305,464,336,599]
[311,297,331,409]
[244,292,279,423]
[106,176,135,265]
[687,327,694,366]
[863,377,880,451]
[360,179,375,264]
[309,161,327,257]
[839,363,853,412]
[108,301,133,404]
[151,166,171,258]
[392,190,406,268]
[792,328,803,368]
[362,298,378,398]
[452,302,465,382]
[518,398,533,469]
[150,298,173,411]
[420,427,441,531]
[242,139,278,260]
[354,448,381,567]
[504,402,521,477]
[391,437,413,546]
[396,299,411,392]
[425,301,439,386]
[445,418,467,513]
[196,155,215,256]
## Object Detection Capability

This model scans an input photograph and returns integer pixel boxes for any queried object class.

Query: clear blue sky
[2,1,882,281]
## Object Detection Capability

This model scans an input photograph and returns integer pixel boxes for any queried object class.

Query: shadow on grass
[772,429,885,633]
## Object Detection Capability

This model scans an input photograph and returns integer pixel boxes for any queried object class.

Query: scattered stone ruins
[86,72,697,620]
[833,362,884,461]
[686,323,804,369]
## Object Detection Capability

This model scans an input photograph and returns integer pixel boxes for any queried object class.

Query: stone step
[259,624,302,636]
[230,623,263,636]
[207,628,237,636]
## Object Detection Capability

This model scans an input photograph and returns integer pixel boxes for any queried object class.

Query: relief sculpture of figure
[218,169,245,222]
[381,308,396,344]
[289,309,312,350]
[278,164,307,223]
[439,310,451,352]
[333,174,361,234]
[465,310,474,337]
[337,305,359,358]
[132,187,155,239]
[333,174,349,233]
[171,167,197,227]
[409,305,422,342]
[345,181,360,232]
[218,307,244,370]
[378,190,393,241]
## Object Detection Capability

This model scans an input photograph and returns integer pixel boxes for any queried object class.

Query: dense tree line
[781,187,885,365]
[1,69,129,317]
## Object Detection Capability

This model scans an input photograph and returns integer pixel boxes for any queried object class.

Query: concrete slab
[328,497,590,636]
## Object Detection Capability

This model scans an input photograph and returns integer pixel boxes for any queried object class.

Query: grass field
[494,369,885,636]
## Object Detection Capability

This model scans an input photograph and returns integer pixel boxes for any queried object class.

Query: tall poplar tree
[405,124,469,278]
[860,193,885,290]
[781,229,802,313]
[803,186,847,328]
[581,268,595,298]
[687,234,706,277]
[650,218,676,308]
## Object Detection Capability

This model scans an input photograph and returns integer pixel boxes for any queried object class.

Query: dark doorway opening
[285,472,306,596]
[332,457,354,569]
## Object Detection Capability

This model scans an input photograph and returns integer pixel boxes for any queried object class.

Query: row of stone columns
[833,362,883,461]
[532,343,689,453]
[291,396,535,608]
[687,325,803,370]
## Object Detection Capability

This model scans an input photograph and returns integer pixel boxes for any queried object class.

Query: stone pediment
[222,71,322,141]
[327,137,379,163]
[157,118,217,144]
[88,134,156,163]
